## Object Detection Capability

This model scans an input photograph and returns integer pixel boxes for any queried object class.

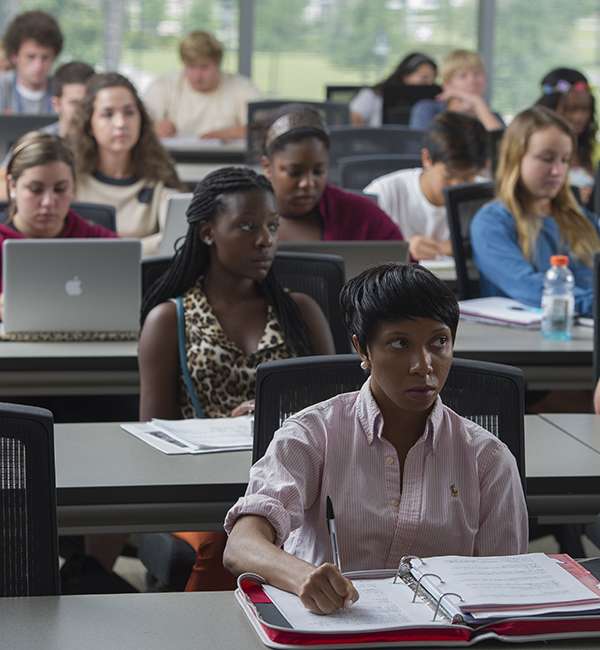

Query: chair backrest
[272,251,350,354]
[70,201,117,232]
[328,125,425,185]
[0,402,59,596]
[246,100,351,164]
[141,254,173,298]
[593,251,600,387]
[337,153,422,190]
[141,251,350,354]
[253,355,525,493]
[443,181,495,300]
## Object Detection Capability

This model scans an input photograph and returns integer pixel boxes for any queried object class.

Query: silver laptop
[158,193,193,256]
[277,240,410,279]
[3,239,142,334]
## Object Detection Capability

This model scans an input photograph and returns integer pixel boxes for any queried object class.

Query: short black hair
[340,262,459,352]
[4,10,63,58]
[423,112,488,171]
[53,61,95,98]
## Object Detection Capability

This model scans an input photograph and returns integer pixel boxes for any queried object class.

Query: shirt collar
[356,379,444,452]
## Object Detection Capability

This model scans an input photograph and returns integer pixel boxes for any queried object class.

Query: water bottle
[541,255,574,340]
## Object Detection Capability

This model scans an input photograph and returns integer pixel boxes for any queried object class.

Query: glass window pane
[253,0,478,101]
[492,0,600,122]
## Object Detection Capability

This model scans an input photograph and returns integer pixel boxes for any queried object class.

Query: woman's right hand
[296,563,359,615]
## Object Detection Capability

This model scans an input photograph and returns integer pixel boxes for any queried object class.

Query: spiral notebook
[236,553,600,648]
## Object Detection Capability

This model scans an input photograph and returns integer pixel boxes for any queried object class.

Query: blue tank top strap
[176,295,205,419]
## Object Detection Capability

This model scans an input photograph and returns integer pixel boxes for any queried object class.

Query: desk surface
[55,416,600,534]
[4,591,600,650]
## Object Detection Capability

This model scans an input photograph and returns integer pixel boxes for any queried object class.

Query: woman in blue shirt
[470,106,600,317]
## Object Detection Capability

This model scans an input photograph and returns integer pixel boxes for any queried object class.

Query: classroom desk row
[5,590,600,650]
[0,321,592,398]
[55,413,600,536]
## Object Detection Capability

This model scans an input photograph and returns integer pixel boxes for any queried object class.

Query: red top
[0,209,118,291]
[318,184,404,241]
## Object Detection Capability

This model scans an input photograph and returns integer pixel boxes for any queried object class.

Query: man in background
[0,10,63,115]
[144,31,260,140]
[0,61,95,199]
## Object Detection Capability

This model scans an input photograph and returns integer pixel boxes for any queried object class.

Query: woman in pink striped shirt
[224,263,528,615]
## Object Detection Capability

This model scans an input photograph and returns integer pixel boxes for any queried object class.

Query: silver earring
[10,192,14,199]
[360,360,370,370]
[205,239,213,246]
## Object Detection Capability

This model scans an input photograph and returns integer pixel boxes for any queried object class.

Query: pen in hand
[326,495,341,572]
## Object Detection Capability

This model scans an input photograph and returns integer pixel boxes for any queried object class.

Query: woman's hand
[231,399,255,417]
[154,119,177,138]
[296,563,359,615]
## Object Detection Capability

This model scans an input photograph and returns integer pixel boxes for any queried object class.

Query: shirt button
[390,499,399,507]
[367,435,373,443]
[385,456,394,465]
[397,543,404,551]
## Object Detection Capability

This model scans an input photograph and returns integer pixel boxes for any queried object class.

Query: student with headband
[261,108,405,242]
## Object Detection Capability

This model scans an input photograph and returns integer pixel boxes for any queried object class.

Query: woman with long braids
[137,166,334,590]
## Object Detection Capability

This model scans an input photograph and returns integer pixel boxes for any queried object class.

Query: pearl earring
[10,192,14,199]
[360,360,370,370]
[205,239,213,246]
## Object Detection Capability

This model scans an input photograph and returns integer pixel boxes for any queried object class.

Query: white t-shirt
[349,87,383,127]
[364,167,450,241]
[143,71,261,137]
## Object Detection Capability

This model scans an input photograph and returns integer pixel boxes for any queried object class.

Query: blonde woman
[470,106,600,318]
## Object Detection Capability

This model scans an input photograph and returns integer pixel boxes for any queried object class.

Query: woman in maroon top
[260,109,405,242]
[0,130,117,298]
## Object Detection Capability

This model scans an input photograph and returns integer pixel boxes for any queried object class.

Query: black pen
[326,495,341,571]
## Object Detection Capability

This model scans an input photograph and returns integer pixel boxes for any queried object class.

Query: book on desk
[236,553,600,648]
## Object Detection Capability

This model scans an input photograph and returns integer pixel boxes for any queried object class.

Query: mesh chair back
[141,252,350,353]
[594,252,600,387]
[246,100,350,163]
[253,355,525,493]
[141,255,173,299]
[337,153,422,190]
[70,201,117,232]
[272,252,350,354]
[443,182,495,300]
[328,126,425,185]
[253,355,366,462]
[1,403,59,596]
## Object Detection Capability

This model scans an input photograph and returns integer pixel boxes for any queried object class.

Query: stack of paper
[459,297,542,329]
[121,416,253,454]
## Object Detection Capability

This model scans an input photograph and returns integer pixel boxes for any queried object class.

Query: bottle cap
[550,255,569,266]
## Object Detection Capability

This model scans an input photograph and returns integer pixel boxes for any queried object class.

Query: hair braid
[141,167,316,357]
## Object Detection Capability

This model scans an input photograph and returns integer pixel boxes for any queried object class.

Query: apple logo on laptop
[65,276,82,297]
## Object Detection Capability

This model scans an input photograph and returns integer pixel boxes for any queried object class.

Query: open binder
[235,554,600,648]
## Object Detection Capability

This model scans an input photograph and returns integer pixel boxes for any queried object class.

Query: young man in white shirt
[364,112,488,261]
[0,10,63,115]
[144,31,261,140]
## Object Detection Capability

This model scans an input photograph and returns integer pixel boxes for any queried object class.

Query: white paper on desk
[121,423,196,454]
[151,416,253,451]
[419,256,456,271]
[413,553,600,616]
[263,578,441,632]
[161,136,246,148]
[459,297,542,328]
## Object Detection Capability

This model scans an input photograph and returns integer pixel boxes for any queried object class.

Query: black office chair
[0,200,116,232]
[253,355,526,494]
[328,125,426,185]
[443,181,495,300]
[0,403,59,596]
[245,100,351,164]
[70,201,117,232]
[141,251,350,353]
[337,153,422,190]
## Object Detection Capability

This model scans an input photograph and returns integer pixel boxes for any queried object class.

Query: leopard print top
[177,280,293,418]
